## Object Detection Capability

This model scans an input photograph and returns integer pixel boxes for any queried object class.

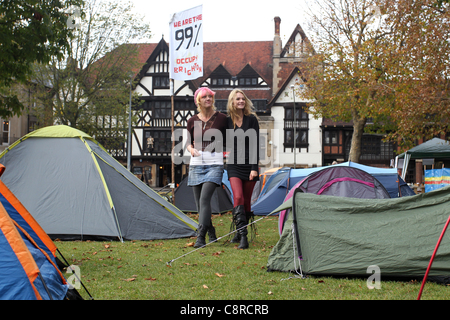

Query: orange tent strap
[13,219,67,285]
[0,203,42,299]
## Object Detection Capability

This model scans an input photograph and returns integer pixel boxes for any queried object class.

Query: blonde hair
[194,87,216,113]
[227,89,258,128]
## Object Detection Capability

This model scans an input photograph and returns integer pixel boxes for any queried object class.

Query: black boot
[230,231,241,243]
[238,227,249,249]
[234,205,249,249]
[230,206,243,243]
[207,221,217,243]
[194,224,207,248]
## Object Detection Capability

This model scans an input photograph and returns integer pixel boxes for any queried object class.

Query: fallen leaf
[203,284,209,289]
[104,244,110,249]
[186,242,195,247]
[215,273,225,278]
[212,251,224,256]
[145,277,157,281]
[122,278,136,282]
[268,291,273,295]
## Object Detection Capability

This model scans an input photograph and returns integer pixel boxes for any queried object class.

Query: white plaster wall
[270,76,322,168]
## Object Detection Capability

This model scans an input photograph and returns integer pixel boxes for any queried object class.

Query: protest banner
[169,5,203,81]
[168,5,204,200]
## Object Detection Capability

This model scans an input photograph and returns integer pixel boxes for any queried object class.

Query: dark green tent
[397,138,450,180]
[267,186,450,282]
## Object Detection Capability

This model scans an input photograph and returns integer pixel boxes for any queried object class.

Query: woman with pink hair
[186,87,227,248]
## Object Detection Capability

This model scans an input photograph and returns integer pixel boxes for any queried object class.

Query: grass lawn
[55,213,449,301]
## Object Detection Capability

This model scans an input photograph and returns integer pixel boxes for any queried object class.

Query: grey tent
[397,138,450,180]
[0,125,197,241]
[174,174,233,213]
[267,186,450,283]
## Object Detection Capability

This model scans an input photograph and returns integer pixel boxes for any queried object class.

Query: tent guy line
[166,212,277,266]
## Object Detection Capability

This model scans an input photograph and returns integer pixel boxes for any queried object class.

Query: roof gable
[281,24,314,58]
[210,64,232,78]
[237,63,259,78]
[268,66,307,106]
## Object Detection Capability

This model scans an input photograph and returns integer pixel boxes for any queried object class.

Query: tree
[300,0,450,160]
[300,0,397,161]
[31,0,151,151]
[0,0,82,117]
[381,0,450,148]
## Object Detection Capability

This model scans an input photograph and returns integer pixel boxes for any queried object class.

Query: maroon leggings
[229,177,256,212]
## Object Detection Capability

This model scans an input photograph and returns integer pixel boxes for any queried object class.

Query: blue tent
[251,162,414,216]
[0,165,70,300]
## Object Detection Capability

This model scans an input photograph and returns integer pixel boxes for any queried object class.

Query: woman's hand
[249,170,258,181]
[188,145,200,157]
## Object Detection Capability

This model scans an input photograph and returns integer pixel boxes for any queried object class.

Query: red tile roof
[133,40,274,102]
[201,41,273,86]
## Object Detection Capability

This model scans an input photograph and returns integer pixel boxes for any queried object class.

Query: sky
[130,0,312,43]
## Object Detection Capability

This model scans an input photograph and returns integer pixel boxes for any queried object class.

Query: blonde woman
[226,89,260,249]
[186,87,227,248]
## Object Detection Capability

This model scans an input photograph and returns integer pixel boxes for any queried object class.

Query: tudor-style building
[120,17,399,187]
[128,38,276,187]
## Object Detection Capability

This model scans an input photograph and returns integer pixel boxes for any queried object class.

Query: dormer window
[237,64,266,87]
[239,77,258,86]
[209,65,232,88]
[211,78,230,86]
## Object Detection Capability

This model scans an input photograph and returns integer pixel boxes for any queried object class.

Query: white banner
[169,5,203,80]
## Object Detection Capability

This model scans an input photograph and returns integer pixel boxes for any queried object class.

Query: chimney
[274,17,281,36]
[273,17,282,95]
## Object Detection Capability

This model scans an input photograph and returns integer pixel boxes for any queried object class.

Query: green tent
[0,125,197,241]
[396,138,450,180]
[267,186,450,282]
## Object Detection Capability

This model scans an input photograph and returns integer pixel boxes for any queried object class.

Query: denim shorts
[188,165,224,186]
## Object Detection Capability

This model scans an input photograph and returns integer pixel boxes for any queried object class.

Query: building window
[238,77,258,86]
[360,135,395,162]
[154,101,171,118]
[153,75,170,89]
[2,120,9,144]
[145,130,171,153]
[252,100,267,112]
[215,100,227,112]
[211,78,230,86]
[284,129,308,146]
[284,105,308,149]
[324,131,338,145]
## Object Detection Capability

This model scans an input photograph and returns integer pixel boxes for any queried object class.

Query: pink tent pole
[417,215,450,300]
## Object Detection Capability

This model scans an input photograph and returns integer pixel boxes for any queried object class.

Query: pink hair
[194,87,216,106]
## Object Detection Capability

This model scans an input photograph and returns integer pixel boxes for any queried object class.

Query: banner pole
[171,79,175,203]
